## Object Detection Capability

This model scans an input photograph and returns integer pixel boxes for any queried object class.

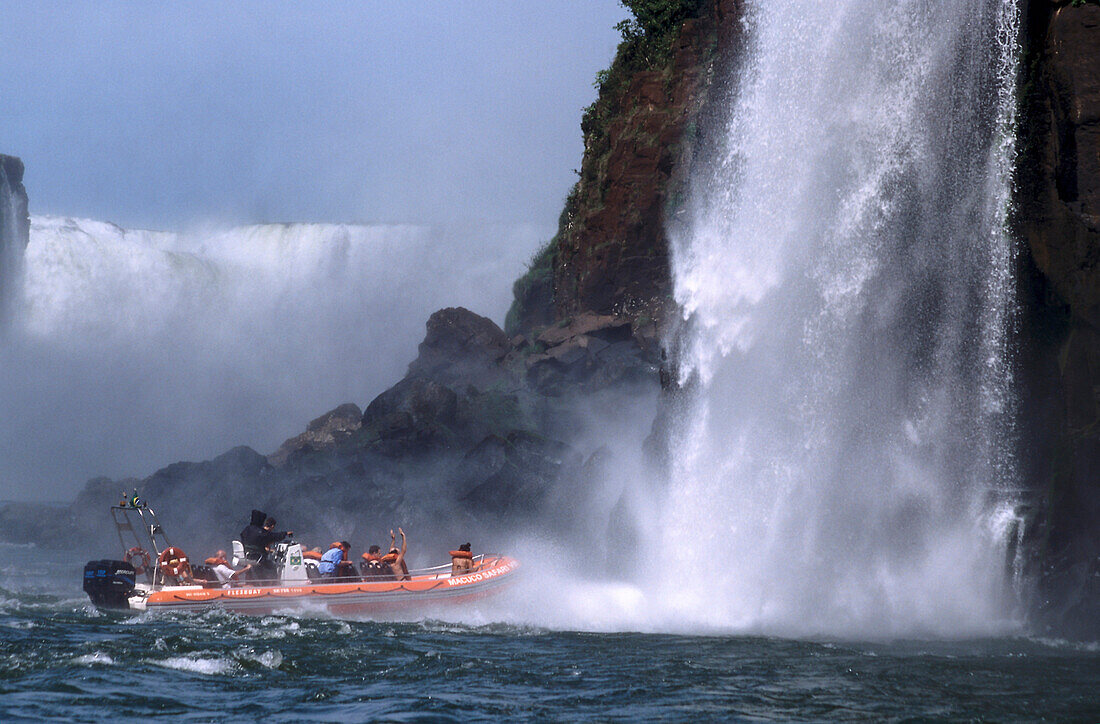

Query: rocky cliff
[1016,0,1100,638]
[0,154,30,324]
[0,304,661,562]
[507,0,742,337]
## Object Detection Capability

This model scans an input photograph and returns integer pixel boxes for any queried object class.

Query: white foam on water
[73,652,114,666]
[1029,637,1100,653]
[155,654,237,675]
[234,647,284,669]
[4,620,35,630]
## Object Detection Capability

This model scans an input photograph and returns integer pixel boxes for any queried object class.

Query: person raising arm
[383,528,410,581]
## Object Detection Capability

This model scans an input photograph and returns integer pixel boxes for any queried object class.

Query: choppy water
[2,547,1099,721]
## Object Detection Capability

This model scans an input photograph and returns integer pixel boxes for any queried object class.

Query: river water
[4,0,1097,718]
[2,545,1098,721]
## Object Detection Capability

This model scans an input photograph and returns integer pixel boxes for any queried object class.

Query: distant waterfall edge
[656,0,1024,637]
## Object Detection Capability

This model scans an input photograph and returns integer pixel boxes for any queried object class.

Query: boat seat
[231,540,246,567]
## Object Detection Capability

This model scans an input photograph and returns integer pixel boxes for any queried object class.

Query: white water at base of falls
[0,216,545,499]
[658,0,1023,637]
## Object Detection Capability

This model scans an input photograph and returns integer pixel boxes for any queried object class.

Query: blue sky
[0,1,628,230]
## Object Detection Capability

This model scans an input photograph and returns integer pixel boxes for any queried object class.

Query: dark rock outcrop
[362,377,460,454]
[0,154,30,323]
[526,311,658,395]
[10,305,659,556]
[1019,2,1100,325]
[407,307,513,391]
[1016,0,1100,639]
[269,403,362,466]
[455,432,583,516]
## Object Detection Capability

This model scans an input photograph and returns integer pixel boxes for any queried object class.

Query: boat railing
[111,504,171,583]
[404,554,489,579]
[167,554,499,589]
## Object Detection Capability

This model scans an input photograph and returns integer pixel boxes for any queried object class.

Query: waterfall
[662,0,1022,636]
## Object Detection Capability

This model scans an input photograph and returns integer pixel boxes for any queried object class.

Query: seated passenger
[360,545,387,579]
[450,542,474,577]
[205,550,248,587]
[318,541,350,578]
[382,528,410,581]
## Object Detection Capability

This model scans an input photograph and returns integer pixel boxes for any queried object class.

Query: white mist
[0,216,545,499]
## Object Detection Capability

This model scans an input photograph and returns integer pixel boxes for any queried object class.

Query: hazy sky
[1,3,633,500]
[1,1,628,230]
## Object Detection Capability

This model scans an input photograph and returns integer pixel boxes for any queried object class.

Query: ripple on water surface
[1,589,1100,720]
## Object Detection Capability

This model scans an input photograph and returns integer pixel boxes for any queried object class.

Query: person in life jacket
[360,545,387,579]
[318,541,351,579]
[450,542,474,577]
[204,550,248,587]
[382,528,410,581]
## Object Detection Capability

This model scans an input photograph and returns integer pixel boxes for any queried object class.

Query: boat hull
[134,555,520,616]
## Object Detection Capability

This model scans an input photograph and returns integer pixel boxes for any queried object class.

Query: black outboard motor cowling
[83,560,136,609]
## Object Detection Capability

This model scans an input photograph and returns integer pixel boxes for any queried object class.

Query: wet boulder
[406,307,514,391]
[269,402,363,467]
[454,432,581,515]
[526,313,658,394]
[362,377,460,454]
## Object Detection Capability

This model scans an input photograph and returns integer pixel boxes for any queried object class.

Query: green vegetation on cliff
[616,0,705,63]
[505,0,718,337]
[582,0,706,153]
[504,237,557,336]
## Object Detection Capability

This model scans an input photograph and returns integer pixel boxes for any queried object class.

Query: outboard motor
[83,560,136,609]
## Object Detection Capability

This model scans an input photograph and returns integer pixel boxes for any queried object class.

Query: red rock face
[552,0,743,329]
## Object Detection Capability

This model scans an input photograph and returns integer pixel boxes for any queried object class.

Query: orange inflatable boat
[82,497,519,616]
